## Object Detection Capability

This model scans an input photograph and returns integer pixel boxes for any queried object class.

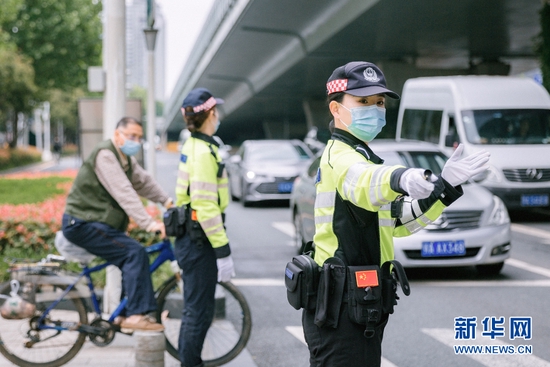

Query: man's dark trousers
[61,214,157,316]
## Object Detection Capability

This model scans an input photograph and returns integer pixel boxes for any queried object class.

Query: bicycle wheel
[156,276,252,367]
[0,279,88,367]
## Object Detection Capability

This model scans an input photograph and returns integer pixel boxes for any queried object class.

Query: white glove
[216,255,235,283]
[441,144,490,186]
[399,168,436,199]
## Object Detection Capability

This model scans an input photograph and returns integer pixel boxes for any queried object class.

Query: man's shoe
[120,316,164,331]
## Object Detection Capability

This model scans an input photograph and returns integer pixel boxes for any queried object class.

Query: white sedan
[290,139,511,275]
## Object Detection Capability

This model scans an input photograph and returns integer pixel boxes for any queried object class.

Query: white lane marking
[416,279,550,287]
[285,326,305,344]
[272,221,295,238]
[231,278,284,286]
[418,258,550,287]
[505,258,550,278]
[422,328,550,367]
[285,326,398,367]
[511,223,550,241]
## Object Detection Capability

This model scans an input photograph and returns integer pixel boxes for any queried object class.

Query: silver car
[227,139,313,206]
[290,139,511,275]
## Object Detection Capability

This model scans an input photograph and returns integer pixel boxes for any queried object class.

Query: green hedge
[0,219,167,285]
[0,148,42,172]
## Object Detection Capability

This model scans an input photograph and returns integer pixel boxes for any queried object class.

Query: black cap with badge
[326,61,400,99]
[181,87,224,117]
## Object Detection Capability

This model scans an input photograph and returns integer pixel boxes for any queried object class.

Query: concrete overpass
[163,0,543,145]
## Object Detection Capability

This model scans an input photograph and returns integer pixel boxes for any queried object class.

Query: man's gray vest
[65,140,133,231]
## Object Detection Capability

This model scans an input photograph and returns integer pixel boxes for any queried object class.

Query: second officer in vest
[302,62,491,366]
[175,88,234,367]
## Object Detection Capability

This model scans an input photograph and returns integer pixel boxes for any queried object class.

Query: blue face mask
[339,104,386,142]
[214,119,221,134]
[120,139,141,156]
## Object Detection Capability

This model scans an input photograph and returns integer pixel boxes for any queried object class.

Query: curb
[0,160,56,176]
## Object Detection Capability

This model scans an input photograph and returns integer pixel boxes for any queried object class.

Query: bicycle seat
[54,231,96,264]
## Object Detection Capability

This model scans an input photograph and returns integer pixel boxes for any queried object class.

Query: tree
[5,0,102,91]
[47,88,86,144]
[0,43,37,147]
[0,0,102,148]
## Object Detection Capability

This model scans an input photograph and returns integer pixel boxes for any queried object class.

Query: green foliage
[0,176,71,204]
[537,2,550,93]
[0,220,167,284]
[0,147,41,171]
[4,0,103,91]
[0,220,57,257]
[46,88,86,144]
[0,43,37,119]
[0,0,23,27]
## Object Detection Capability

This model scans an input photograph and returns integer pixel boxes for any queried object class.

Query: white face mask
[339,103,386,142]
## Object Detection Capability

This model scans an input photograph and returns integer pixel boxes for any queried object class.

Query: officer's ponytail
[183,107,213,133]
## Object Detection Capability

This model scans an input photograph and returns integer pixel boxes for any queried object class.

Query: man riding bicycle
[62,117,172,331]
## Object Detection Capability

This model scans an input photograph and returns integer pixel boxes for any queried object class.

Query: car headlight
[246,171,256,180]
[487,195,510,226]
[245,171,266,181]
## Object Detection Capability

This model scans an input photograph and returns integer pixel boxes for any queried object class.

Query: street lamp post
[144,28,158,178]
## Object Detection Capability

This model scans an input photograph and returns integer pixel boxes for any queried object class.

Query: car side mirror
[229,155,241,164]
[445,134,456,147]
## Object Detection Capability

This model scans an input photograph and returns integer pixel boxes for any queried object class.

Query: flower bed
[0,170,163,282]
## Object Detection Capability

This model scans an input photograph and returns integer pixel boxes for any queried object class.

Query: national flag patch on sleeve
[355,270,379,288]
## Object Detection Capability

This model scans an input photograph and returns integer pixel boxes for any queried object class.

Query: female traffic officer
[175,87,234,367]
[302,62,490,366]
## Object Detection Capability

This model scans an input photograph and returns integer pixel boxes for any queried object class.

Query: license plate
[278,182,293,193]
[421,240,466,257]
[521,194,549,207]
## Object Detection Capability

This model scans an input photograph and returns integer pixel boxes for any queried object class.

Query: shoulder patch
[180,154,188,163]
[315,167,321,185]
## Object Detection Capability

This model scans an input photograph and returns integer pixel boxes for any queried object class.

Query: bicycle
[0,238,252,367]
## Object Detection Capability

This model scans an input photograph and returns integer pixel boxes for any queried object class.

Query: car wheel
[476,262,504,276]
[293,209,306,254]
[230,180,239,201]
[241,182,250,207]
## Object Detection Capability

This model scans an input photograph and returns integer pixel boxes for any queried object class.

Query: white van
[396,76,550,210]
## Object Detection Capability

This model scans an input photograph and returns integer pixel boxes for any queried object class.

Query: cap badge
[363,67,380,82]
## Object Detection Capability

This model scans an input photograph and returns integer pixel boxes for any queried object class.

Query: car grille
[404,247,481,260]
[255,177,296,194]
[503,168,550,182]
[424,210,482,231]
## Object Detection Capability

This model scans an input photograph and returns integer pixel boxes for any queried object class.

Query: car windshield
[462,108,550,145]
[246,142,309,162]
[378,150,447,175]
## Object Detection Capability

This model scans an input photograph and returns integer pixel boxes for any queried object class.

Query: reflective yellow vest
[313,130,463,267]
[176,133,230,253]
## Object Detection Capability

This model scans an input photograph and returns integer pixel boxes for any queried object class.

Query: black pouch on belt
[284,253,320,311]
[347,265,383,338]
[314,257,346,328]
[163,206,187,238]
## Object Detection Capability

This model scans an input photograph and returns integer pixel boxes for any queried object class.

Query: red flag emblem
[355,270,378,288]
